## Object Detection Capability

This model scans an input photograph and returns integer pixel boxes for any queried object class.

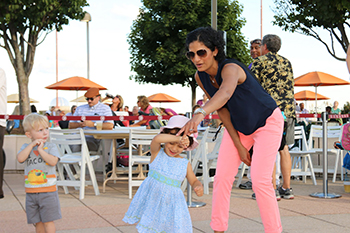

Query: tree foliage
[273,0,350,61]
[128,0,251,105]
[342,101,350,114]
[0,0,88,115]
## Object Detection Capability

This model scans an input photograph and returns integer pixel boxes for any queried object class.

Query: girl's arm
[186,162,203,197]
[150,134,187,162]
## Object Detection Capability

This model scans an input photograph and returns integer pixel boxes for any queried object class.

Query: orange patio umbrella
[294,71,350,111]
[294,90,329,101]
[45,76,107,91]
[148,93,181,103]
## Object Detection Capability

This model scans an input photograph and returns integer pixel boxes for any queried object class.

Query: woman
[66,105,77,116]
[103,94,126,127]
[331,101,341,114]
[110,94,124,112]
[331,101,343,124]
[179,27,284,233]
[130,95,152,128]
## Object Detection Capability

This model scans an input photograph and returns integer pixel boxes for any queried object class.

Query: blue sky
[1,0,349,114]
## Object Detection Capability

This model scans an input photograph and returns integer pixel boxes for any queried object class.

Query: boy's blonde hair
[22,113,49,132]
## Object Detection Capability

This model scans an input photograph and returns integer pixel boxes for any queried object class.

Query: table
[84,126,146,192]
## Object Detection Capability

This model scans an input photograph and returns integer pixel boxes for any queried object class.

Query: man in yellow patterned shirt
[251,34,295,200]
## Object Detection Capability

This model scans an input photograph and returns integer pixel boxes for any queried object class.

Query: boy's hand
[179,136,190,149]
[193,183,204,197]
[32,139,46,149]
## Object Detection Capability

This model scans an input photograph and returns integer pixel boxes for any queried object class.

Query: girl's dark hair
[161,128,194,148]
[186,26,226,63]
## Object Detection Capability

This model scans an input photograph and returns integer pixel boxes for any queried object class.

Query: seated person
[326,106,341,124]
[69,88,113,152]
[130,95,152,128]
[45,112,55,128]
[66,105,77,116]
[160,107,177,116]
[58,111,69,129]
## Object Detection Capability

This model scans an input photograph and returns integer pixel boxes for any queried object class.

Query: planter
[3,135,31,171]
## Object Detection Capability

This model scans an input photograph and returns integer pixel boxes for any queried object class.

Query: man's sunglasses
[186,49,208,60]
[86,95,99,101]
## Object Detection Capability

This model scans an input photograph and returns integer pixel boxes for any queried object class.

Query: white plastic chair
[290,126,317,185]
[308,125,342,182]
[49,128,100,200]
[183,127,224,194]
[235,163,248,188]
[128,129,160,199]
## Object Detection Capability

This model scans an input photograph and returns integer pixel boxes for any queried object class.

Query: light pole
[81,12,91,79]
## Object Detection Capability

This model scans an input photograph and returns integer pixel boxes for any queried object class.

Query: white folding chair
[49,129,100,200]
[235,162,249,187]
[128,129,160,199]
[308,125,342,182]
[183,127,224,194]
[290,126,317,185]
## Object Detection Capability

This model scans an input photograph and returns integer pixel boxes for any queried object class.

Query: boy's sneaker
[278,186,294,199]
[252,189,281,201]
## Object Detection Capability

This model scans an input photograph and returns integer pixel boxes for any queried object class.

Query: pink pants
[211,108,283,233]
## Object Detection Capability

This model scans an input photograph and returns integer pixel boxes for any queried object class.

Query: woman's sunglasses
[186,49,208,60]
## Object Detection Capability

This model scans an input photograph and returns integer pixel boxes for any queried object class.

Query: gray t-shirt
[19,142,60,193]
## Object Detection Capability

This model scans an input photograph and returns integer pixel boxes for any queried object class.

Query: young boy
[17,113,61,233]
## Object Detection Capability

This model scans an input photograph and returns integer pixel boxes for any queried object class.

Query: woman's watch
[94,122,97,127]
[194,107,207,116]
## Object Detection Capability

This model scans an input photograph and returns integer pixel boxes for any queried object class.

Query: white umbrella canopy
[70,96,112,104]
[49,97,70,107]
[7,93,39,103]
[70,96,87,103]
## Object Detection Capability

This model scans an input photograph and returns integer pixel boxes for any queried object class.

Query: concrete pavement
[1,172,350,233]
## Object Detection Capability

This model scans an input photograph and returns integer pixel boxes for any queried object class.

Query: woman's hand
[179,136,190,149]
[237,145,251,166]
[177,113,204,136]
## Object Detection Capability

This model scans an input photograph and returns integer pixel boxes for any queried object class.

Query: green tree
[273,0,350,61]
[342,101,350,114]
[128,0,251,106]
[0,0,88,115]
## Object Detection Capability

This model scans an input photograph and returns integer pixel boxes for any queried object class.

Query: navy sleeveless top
[198,59,277,135]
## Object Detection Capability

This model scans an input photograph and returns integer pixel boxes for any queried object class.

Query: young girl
[123,115,203,233]
[334,122,350,151]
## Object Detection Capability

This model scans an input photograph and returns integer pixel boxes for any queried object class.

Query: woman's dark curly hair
[185,27,226,63]
[161,128,194,148]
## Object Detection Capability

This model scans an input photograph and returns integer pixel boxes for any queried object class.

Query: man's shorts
[285,117,295,145]
[26,191,62,224]
[278,118,295,151]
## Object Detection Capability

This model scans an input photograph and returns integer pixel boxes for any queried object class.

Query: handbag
[6,120,15,134]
